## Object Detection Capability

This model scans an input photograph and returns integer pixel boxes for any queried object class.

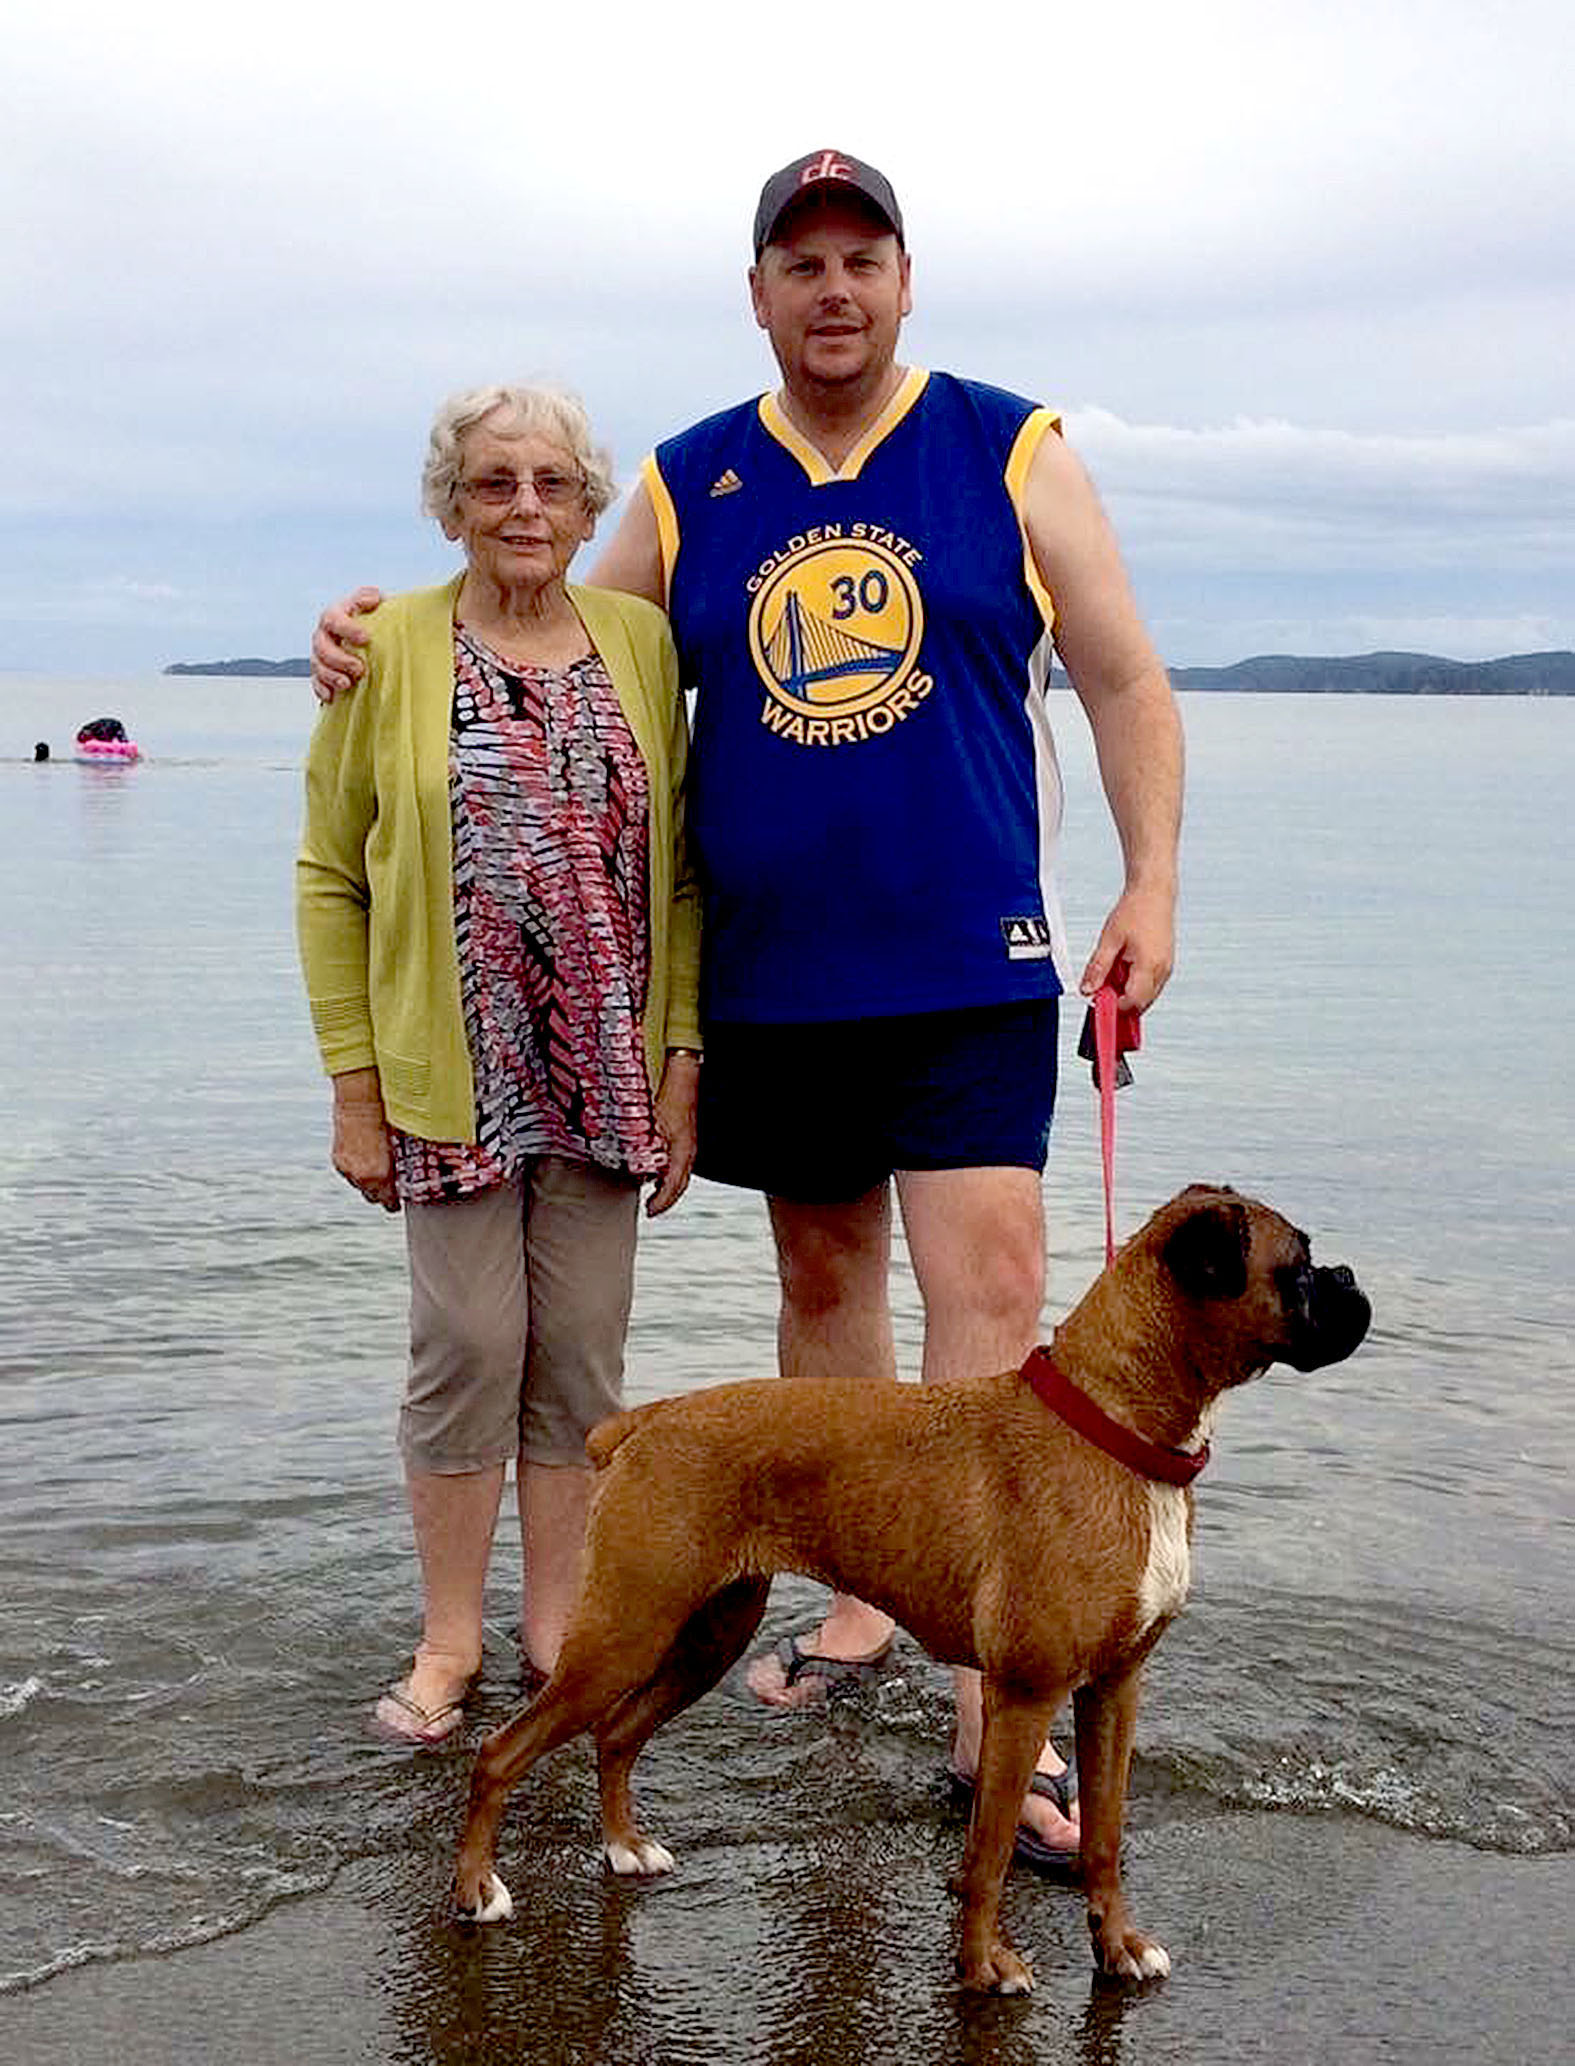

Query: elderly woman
[297,384,701,1743]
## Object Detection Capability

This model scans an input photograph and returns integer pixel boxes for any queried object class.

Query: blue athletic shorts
[694,1000,1059,1204]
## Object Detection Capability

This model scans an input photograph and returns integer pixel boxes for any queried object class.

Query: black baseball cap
[752,149,905,258]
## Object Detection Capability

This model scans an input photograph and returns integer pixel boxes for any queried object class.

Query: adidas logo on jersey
[1001,915,1053,960]
[709,469,743,497]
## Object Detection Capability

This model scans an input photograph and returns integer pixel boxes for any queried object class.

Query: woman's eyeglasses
[460,470,584,509]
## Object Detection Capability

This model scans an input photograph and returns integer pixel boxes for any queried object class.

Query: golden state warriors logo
[746,526,932,745]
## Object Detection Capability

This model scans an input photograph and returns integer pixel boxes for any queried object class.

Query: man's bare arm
[311,587,383,703]
[1022,429,1183,1013]
[586,478,665,602]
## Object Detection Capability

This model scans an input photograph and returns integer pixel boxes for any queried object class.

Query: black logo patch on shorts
[1001,915,1053,960]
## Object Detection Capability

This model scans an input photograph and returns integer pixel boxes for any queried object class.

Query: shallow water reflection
[2,685,1572,2047]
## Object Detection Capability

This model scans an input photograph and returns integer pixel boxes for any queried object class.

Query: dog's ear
[1163,1195,1250,1301]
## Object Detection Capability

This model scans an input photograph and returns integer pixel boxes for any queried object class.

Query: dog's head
[1157,1184,1371,1375]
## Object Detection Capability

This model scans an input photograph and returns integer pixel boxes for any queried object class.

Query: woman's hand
[646,1051,700,1217]
[331,1068,400,1212]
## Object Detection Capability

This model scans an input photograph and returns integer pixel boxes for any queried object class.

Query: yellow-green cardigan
[295,576,701,1143]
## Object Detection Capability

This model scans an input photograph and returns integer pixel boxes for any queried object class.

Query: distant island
[163,649,1575,693]
[1166,651,1575,696]
[164,657,311,677]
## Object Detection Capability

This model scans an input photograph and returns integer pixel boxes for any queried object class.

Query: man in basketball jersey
[312,151,1182,1864]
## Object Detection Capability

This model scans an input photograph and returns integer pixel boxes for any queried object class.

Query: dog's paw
[604,1838,676,1878]
[456,1871,514,1923]
[1107,1934,1170,1982]
[958,1941,1035,1995]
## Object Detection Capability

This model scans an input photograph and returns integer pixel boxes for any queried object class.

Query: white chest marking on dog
[1190,1399,1223,1447]
[1136,1482,1191,1633]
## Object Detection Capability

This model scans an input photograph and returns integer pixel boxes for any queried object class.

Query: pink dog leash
[1081,977,1142,1267]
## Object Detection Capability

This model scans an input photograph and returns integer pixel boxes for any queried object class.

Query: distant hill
[1167,651,1575,695]
[163,648,1575,692]
[163,657,311,677]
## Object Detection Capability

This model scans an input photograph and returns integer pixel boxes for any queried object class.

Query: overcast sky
[6,0,1572,673]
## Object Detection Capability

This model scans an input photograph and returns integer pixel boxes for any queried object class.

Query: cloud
[1061,409,1575,661]
[0,573,196,626]
[1069,411,1575,574]
[85,576,186,608]
[5,1,1573,670]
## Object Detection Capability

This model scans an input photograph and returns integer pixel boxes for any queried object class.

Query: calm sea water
[1,677,1571,2030]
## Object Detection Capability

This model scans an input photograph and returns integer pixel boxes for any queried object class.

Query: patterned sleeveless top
[393,628,661,1205]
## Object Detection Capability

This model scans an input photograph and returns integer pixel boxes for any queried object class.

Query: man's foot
[947,1749,1081,1865]
[744,1626,895,1709]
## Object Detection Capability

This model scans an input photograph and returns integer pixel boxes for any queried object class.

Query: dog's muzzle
[1281,1263,1372,1371]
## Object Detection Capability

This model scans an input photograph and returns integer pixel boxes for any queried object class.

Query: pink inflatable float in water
[74,717,142,764]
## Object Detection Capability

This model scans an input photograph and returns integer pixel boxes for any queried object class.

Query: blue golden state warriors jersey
[645,369,1070,1023]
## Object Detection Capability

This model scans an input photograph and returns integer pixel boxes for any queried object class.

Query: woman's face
[443,411,595,595]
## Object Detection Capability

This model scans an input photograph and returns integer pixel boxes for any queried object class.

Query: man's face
[749,198,912,398]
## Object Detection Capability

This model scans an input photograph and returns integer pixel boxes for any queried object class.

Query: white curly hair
[420,383,617,522]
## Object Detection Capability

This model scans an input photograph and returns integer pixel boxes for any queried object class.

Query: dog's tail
[585,1397,671,1471]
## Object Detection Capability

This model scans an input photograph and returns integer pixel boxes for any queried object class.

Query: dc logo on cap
[799,151,855,189]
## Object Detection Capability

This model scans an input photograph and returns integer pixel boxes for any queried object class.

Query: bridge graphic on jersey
[762,591,906,701]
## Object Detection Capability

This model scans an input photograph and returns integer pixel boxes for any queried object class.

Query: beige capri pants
[400,1156,640,1473]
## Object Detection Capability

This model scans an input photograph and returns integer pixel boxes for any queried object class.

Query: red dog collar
[1020,1347,1210,1487]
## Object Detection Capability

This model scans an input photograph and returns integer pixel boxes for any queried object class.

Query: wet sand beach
[7,1766,1568,2066]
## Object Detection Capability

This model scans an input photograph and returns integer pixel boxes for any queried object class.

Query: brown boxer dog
[452,1184,1370,1994]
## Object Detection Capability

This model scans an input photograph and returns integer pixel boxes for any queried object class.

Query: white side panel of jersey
[1024,627,1070,988]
